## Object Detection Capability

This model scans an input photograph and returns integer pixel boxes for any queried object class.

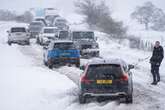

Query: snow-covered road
[0,22,165,110]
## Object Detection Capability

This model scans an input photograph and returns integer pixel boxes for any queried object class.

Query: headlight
[43,37,49,41]
[92,44,99,48]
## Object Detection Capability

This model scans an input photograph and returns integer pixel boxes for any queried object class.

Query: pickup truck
[43,40,80,68]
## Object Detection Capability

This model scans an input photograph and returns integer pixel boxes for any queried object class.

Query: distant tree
[131,1,165,31]
[151,9,165,31]
[15,11,33,23]
[0,10,16,21]
[75,0,127,37]
[22,11,33,23]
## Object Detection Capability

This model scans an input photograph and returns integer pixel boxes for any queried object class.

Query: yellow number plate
[96,80,112,84]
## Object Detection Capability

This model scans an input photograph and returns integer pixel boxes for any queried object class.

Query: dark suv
[79,59,134,104]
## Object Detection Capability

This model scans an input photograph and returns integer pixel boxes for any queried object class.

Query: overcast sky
[0,0,165,20]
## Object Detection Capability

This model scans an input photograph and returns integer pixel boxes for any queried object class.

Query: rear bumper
[48,57,80,65]
[81,49,99,57]
[81,86,130,97]
[8,39,29,43]
[30,32,39,38]
[83,92,127,97]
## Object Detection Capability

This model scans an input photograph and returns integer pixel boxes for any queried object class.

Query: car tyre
[8,41,12,46]
[26,41,30,45]
[48,64,53,69]
[79,94,86,104]
[75,61,80,68]
[44,61,48,66]
[125,94,133,104]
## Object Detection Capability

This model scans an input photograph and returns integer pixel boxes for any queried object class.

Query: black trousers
[151,64,160,82]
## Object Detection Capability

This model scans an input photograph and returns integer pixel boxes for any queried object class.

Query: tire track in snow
[16,38,165,110]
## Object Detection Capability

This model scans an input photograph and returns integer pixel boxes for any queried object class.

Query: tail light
[120,74,128,81]
[81,75,92,84]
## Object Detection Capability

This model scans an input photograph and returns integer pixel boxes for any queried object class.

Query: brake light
[120,74,128,81]
[81,75,92,84]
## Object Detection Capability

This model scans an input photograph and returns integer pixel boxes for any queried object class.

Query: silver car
[7,27,30,45]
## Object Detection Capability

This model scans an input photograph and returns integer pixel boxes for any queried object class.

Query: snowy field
[0,22,165,110]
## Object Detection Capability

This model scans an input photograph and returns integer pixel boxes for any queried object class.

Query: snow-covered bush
[131,1,165,31]
[75,0,127,37]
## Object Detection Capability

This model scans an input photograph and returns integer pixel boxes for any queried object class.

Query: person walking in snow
[150,41,164,85]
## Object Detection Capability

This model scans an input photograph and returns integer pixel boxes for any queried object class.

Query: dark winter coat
[150,46,164,66]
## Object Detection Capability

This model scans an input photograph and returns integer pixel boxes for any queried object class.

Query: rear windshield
[30,22,43,26]
[59,31,69,39]
[11,28,26,32]
[44,29,57,33]
[72,32,94,40]
[53,42,75,50]
[56,19,66,23]
[86,64,123,79]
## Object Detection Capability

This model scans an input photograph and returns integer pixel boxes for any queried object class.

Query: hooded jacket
[150,46,164,65]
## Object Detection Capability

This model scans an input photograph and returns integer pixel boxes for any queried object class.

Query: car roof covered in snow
[72,30,94,33]
[34,17,45,19]
[88,58,127,66]
[52,40,73,44]
[30,21,43,24]
[11,27,26,29]
[43,27,58,29]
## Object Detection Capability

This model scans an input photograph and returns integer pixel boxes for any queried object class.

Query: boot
[151,81,157,85]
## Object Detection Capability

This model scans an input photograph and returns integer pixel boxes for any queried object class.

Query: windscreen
[56,19,66,23]
[59,31,69,39]
[86,64,123,79]
[53,42,75,50]
[30,22,43,26]
[44,29,57,33]
[35,19,47,25]
[72,32,94,40]
[11,28,26,32]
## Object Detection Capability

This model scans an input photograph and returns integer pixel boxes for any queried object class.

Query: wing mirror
[95,37,98,41]
[128,64,134,70]
[43,46,48,50]
[6,30,9,33]
[80,65,85,70]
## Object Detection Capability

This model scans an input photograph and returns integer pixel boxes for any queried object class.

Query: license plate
[16,33,22,35]
[96,80,112,84]
[60,53,70,56]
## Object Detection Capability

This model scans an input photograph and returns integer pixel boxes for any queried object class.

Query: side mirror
[95,37,98,41]
[80,65,85,70]
[43,46,48,50]
[128,64,134,70]
[6,30,9,33]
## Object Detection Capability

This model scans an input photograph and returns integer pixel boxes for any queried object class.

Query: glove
[156,63,160,66]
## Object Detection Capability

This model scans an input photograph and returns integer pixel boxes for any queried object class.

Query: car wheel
[8,41,12,46]
[26,41,30,45]
[79,94,86,104]
[75,61,80,68]
[44,61,48,66]
[36,37,40,44]
[125,94,133,104]
[48,64,53,69]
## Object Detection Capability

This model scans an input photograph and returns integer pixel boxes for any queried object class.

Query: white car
[53,17,69,30]
[37,27,59,45]
[7,27,30,45]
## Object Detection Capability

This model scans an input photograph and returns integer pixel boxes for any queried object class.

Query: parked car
[28,21,44,38]
[7,27,30,45]
[37,27,59,45]
[72,31,99,58]
[43,40,80,68]
[79,58,134,104]
[34,17,47,26]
